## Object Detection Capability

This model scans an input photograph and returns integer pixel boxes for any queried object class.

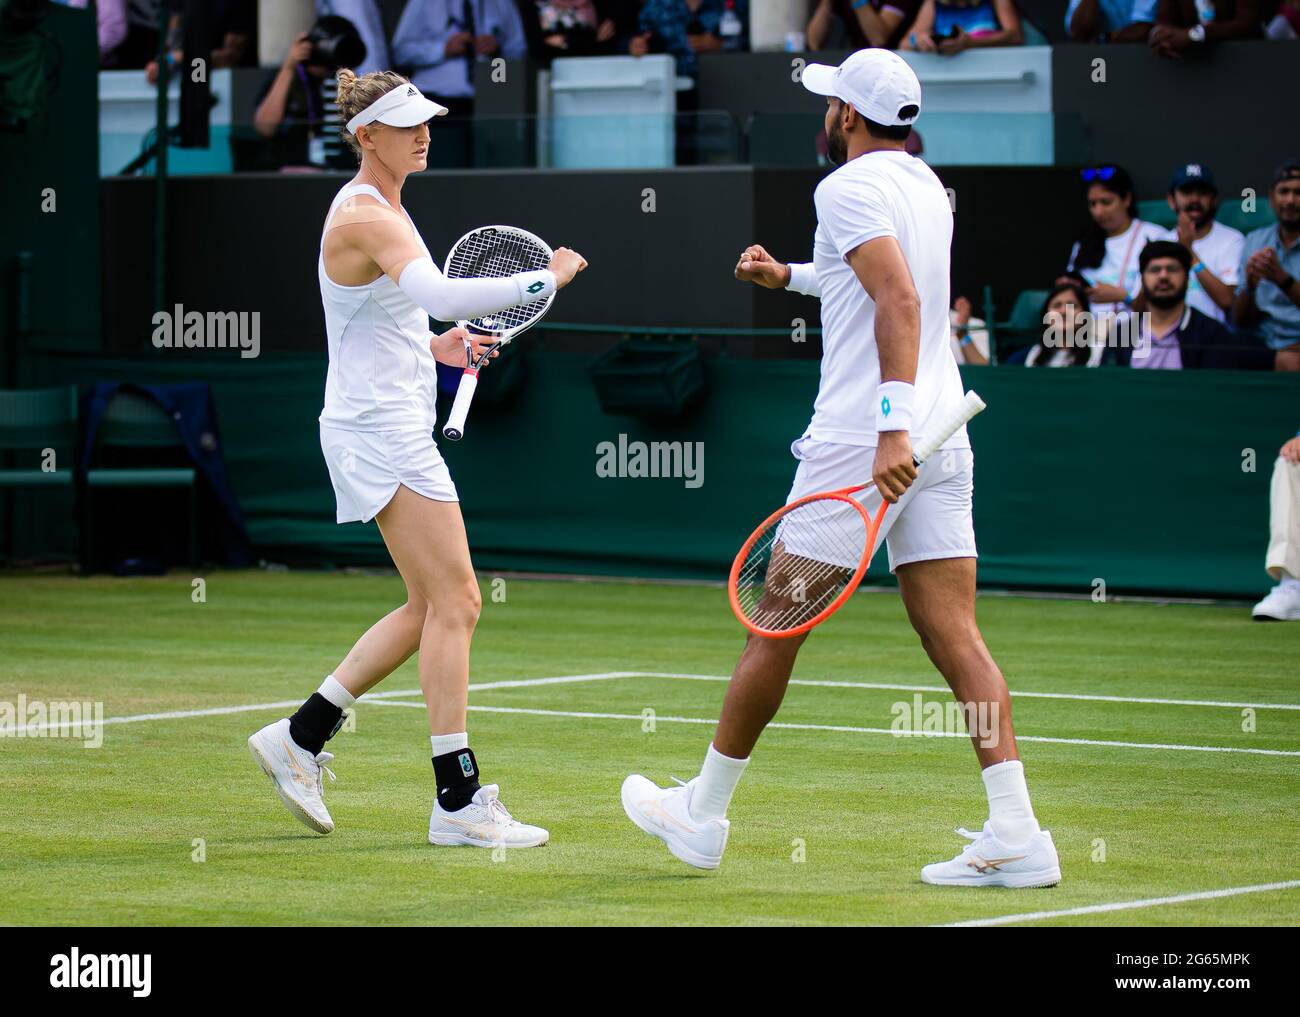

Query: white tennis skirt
[319,424,459,524]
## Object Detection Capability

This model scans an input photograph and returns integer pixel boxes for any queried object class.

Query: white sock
[982,759,1040,845]
[690,744,750,821]
[1279,574,1300,591]
[317,675,356,710]
[431,731,469,757]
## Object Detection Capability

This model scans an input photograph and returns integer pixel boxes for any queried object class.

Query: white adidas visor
[801,48,921,128]
[346,82,448,135]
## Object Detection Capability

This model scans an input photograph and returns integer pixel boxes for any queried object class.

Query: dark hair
[862,115,912,142]
[1030,281,1092,367]
[1139,240,1191,274]
[1072,164,1136,272]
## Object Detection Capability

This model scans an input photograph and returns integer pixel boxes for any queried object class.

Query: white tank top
[318,183,438,433]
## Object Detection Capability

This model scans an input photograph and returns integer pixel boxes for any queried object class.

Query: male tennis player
[247,68,586,847]
[622,49,1060,887]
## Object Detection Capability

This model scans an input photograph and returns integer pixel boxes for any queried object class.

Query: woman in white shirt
[1062,164,1165,318]
[247,68,587,849]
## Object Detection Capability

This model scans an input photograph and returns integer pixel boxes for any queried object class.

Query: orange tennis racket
[728,391,987,638]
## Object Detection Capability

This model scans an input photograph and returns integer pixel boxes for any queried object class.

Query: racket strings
[734,497,869,633]
[446,228,551,333]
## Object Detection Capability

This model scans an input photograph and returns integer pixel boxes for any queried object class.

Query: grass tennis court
[2,571,1297,927]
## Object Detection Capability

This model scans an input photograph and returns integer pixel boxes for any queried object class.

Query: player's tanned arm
[848,237,920,503]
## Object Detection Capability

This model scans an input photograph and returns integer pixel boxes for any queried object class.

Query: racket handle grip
[913,390,986,464]
[441,370,479,442]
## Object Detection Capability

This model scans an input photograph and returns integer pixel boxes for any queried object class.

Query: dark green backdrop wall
[30,348,1299,598]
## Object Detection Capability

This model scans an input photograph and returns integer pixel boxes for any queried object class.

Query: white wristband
[514,269,556,303]
[875,380,915,433]
[786,262,819,296]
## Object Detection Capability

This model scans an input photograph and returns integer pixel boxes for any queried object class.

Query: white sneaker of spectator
[1251,577,1300,621]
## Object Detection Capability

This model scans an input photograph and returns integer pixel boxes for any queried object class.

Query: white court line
[636,673,1300,712]
[363,700,1300,757]
[11,668,1300,738]
[375,671,1300,712]
[937,880,1300,927]
[7,673,635,736]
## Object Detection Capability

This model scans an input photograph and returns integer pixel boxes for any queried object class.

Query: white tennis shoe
[428,784,549,848]
[921,822,1061,888]
[621,774,729,870]
[1251,582,1300,621]
[247,718,337,834]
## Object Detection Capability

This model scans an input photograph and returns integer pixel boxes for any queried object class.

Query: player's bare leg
[249,486,546,846]
[713,631,808,758]
[329,595,426,699]
[377,485,548,847]
[375,486,479,733]
[895,557,1016,766]
[897,556,1060,887]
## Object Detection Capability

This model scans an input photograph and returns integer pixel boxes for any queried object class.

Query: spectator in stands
[807,0,921,51]
[1066,0,1157,41]
[55,0,128,65]
[1062,164,1166,318]
[1113,241,1240,368]
[251,18,363,172]
[391,0,529,118]
[1150,0,1262,57]
[1234,161,1300,371]
[1135,163,1242,323]
[1251,429,1300,621]
[638,0,749,78]
[1264,0,1300,37]
[144,0,256,84]
[1022,282,1101,367]
[527,0,639,61]
[901,0,1024,52]
[950,296,990,364]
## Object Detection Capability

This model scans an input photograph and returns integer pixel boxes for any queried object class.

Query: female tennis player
[248,68,586,847]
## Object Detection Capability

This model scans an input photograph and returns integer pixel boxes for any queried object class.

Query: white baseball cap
[801,49,921,127]
[346,82,448,135]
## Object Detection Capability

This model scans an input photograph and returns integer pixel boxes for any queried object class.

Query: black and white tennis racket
[440,225,555,442]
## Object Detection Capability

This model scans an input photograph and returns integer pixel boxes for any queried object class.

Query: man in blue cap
[1157,162,1244,324]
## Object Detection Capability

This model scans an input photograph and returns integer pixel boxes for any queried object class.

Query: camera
[305,15,366,71]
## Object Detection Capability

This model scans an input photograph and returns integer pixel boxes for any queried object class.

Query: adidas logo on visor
[407,86,417,96]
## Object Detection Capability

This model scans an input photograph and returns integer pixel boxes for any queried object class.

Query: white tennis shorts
[783,435,977,573]
[319,424,458,524]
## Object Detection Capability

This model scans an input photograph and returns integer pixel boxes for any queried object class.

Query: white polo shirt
[1157,220,1244,323]
[806,150,968,451]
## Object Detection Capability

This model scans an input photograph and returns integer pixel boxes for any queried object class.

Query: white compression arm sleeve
[396,257,556,323]
[786,261,821,298]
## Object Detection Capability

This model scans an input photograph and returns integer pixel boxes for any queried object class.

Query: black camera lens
[307,15,367,70]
